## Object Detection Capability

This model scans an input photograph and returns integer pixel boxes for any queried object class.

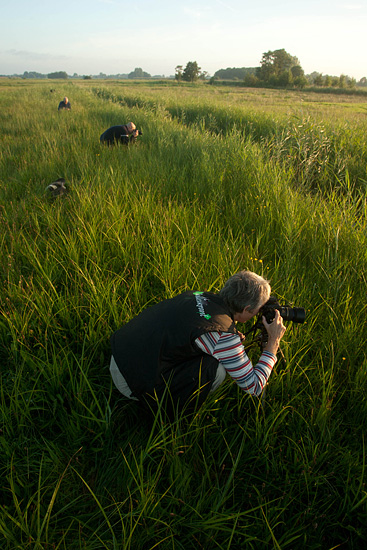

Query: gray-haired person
[58,96,71,110]
[110,270,286,416]
[100,121,139,145]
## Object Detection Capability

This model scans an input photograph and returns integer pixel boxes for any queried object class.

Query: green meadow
[1,79,367,549]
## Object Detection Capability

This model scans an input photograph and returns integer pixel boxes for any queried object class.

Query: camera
[126,129,142,145]
[243,296,306,352]
[260,296,305,324]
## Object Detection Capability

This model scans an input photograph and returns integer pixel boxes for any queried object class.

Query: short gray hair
[219,270,271,314]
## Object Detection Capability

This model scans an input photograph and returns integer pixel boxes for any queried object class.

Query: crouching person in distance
[100,121,139,146]
[58,96,71,111]
[110,270,286,418]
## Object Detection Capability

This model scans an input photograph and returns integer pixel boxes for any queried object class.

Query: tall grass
[90,82,367,197]
[1,80,367,549]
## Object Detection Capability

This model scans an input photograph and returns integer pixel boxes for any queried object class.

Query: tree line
[174,54,305,86]
[7,50,366,89]
[177,50,365,89]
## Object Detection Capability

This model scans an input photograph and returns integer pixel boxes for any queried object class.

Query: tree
[214,67,257,80]
[23,71,45,79]
[290,65,304,79]
[338,74,346,88]
[289,65,307,88]
[182,61,201,82]
[199,70,209,81]
[324,75,332,87]
[243,73,260,87]
[257,49,301,84]
[175,65,183,82]
[48,71,68,79]
[313,72,324,86]
[128,67,151,79]
[295,75,308,89]
[277,69,293,87]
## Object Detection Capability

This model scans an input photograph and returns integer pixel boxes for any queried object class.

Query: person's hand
[262,310,286,354]
[133,129,139,137]
[237,330,245,342]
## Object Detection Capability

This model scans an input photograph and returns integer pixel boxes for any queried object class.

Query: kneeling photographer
[110,271,299,418]
[100,121,142,146]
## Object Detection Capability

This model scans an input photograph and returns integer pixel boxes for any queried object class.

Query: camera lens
[279,307,306,323]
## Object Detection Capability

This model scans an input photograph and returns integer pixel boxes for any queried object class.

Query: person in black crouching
[110,270,286,418]
[100,121,140,146]
[58,97,71,111]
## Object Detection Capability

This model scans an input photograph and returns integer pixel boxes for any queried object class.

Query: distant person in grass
[100,121,139,146]
[110,270,286,416]
[58,96,71,111]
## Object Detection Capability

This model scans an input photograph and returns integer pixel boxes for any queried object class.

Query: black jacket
[58,101,71,110]
[111,291,237,406]
[100,125,133,145]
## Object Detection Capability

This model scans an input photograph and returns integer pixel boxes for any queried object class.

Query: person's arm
[214,333,277,395]
[196,330,282,396]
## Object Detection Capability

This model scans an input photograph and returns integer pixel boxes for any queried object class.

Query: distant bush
[214,66,258,80]
[48,71,68,79]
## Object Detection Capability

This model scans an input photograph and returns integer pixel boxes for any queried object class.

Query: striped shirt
[195,331,277,396]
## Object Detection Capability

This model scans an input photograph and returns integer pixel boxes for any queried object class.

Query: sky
[0,0,366,79]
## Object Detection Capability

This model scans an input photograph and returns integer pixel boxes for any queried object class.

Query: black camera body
[121,130,142,145]
[129,129,142,143]
[260,296,305,324]
[243,296,305,352]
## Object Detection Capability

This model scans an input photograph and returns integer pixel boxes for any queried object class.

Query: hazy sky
[1,0,366,79]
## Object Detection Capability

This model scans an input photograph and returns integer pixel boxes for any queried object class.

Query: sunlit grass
[1,79,367,549]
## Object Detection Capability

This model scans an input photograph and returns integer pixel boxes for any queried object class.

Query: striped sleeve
[195,331,277,396]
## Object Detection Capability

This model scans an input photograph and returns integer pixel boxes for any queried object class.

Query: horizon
[1,1,366,81]
[1,66,364,81]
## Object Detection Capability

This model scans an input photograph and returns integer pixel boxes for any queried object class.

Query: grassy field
[1,79,367,549]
